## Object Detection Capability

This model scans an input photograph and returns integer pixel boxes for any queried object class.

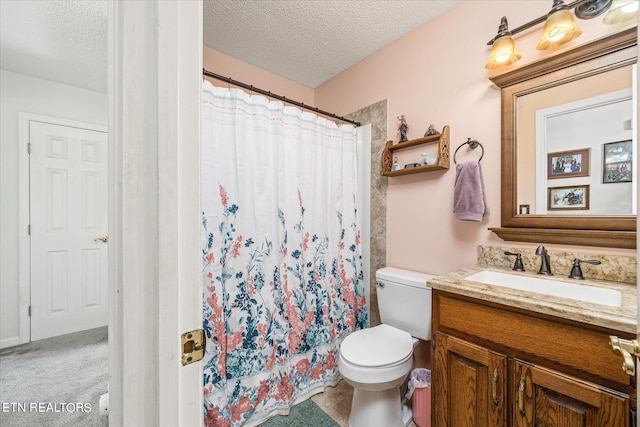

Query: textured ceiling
[203,0,461,88]
[0,0,108,93]
[0,0,460,93]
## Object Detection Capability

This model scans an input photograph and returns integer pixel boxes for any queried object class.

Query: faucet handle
[504,251,525,272]
[568,258,601,280]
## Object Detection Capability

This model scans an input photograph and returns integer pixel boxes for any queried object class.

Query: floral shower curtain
[201,81,368,427]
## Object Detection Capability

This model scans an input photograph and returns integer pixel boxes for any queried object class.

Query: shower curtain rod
[203,69,361,127]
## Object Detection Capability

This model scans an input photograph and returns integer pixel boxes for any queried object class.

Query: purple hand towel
[454,160,489,221]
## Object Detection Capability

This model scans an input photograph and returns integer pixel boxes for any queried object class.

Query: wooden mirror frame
[489,28,638,249]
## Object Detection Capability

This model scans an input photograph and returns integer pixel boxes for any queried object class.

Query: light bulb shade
[485,35,521,69]
[603,0,639,24]
[537,8,583,50]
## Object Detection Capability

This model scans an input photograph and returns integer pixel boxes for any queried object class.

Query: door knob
[94,236,109,243]
[609,335,639,376]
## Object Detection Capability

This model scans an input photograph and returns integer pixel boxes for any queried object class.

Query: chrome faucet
[535,245,553,276]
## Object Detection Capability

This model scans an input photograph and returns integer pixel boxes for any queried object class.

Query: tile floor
[311,341,431,427]
[309,380,352,427]
[310,380,418,427]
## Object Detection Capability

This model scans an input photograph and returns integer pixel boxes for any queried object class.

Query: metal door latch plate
[181,329,205,365]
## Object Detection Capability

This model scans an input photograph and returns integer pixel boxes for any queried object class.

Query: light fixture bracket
[575,0,613,18]
[549,0,571,14]
[495,16,512,39]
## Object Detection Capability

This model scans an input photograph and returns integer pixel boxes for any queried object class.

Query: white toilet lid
[340,324,413,367]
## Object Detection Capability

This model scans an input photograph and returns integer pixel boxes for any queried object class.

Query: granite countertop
[429,265,637,334]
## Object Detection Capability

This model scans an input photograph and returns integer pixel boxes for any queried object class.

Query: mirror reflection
[516,65,635,216]
[490,28,637,249]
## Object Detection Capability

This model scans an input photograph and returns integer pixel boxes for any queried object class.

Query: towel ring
[453,138,484,164]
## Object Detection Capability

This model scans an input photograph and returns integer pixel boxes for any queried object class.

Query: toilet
[338,267,434,427]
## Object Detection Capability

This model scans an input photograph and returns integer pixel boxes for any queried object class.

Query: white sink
[464,270,622,307]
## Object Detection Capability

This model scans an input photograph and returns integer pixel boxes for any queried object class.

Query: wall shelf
[381,125,450,176]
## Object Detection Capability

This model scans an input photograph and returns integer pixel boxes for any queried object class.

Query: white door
[29,120,108,341]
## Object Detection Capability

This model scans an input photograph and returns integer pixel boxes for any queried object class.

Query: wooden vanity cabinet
[510,359,630,426]
[434,333,507,426]
[432,290,635,427]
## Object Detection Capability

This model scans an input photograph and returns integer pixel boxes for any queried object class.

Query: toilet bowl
[339,324,415,427]
[338,267,434,427]
[339,324,414,387]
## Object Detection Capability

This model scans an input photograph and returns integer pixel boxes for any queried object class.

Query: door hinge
[28,305,31,317]
[181,329,205,366]
[28,224,31,235]
[27,143,31,154]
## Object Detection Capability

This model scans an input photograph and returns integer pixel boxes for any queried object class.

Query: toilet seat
[340,324,413,368]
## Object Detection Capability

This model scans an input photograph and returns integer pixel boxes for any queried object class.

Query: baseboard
[0,336,21,349]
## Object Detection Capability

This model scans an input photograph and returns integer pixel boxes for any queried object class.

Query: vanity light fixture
[485,17,522,69]
[602,0,639,24]
[485,0,630,69]
[537,0,583,50]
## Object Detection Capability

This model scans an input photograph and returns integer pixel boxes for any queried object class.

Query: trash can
[406,368,431,427]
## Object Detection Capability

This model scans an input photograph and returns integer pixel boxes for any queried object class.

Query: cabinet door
[434,332,507,427]
[510,359,630,427]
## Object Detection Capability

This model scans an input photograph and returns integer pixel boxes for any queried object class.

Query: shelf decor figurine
[397,115,409,142]
[422,153,438,165]
[392,156,400,171]
[424,124,440,137]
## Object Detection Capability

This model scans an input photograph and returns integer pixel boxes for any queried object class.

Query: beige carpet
[0,327,108,427]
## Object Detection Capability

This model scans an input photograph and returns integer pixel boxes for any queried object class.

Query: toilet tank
[376,267,434,341]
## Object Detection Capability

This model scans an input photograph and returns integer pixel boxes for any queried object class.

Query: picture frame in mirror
[547,148,590,179]
[548,185,590,210]
[603,140,632,184]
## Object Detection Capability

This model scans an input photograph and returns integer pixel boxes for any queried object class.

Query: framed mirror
[489,28,637,249]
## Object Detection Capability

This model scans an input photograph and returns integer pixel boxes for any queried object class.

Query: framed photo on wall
[548,185,590,210]
[603,140,632,183]
[547,148,590,179]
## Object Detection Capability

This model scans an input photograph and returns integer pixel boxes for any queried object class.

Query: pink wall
[314,1,637,275]
[203,46,315,105]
